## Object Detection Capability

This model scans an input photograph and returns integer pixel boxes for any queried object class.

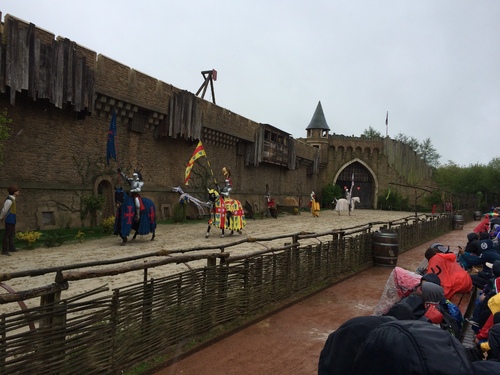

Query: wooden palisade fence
[0,211,471,374]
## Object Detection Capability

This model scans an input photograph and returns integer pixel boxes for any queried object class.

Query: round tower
[306,101,330,149]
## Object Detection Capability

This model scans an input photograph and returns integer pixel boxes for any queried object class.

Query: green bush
[424,190,442,208]
[16,230,42,249]
[321,183,342,208]
[378,189,410,211]
[82,195,105,227]
[43,231,68,247]
[172,203,187,222]
[101,216,116,234]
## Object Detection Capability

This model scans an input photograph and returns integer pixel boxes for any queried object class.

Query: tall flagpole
[385,111,389,137]
[349,172,354,213]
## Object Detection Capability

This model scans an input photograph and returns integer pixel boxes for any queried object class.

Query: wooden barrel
[453,214,464,230]
[473,211,482,221]
[373,231,399,267]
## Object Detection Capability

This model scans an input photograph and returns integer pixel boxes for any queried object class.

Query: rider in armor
[118,167,144,220]
[345,188,351,200]
[220,167,232,198]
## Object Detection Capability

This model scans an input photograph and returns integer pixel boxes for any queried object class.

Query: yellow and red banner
[184,141,206,185]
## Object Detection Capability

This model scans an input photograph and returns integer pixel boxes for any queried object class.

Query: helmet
[430,242,448,253]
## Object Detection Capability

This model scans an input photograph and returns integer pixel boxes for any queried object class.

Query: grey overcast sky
[2,1,499,166]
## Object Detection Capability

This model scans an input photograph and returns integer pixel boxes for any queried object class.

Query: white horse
[334,197,360,215]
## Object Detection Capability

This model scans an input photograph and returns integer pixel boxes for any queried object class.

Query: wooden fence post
[217,264,229,314]
[0,317,5,374]
[199,264,216,331]
[110,290,119,372]
[141,278,154,337]
[241,260,250,313]
[292,244,301,291]
[39,291,66,373]
[314,242,323,280]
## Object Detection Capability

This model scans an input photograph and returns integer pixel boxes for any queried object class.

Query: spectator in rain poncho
[426,246,472,299]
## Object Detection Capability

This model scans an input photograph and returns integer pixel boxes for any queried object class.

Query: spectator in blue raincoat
[460,238,500,289]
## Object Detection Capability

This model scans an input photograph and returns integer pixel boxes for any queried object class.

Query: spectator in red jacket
[425,246,473,300]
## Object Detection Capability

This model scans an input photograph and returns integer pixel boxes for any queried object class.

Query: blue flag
[106,111,117,166]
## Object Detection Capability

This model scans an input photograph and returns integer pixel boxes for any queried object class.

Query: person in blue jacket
[460,237,500,289]
[0,185,20,256]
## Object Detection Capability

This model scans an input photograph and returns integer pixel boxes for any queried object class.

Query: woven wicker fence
[0,212,470,374]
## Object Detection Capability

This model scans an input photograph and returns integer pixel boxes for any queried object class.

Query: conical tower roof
[306,101,330,130]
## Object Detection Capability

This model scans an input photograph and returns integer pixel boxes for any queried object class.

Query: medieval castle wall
[0,13,433,231]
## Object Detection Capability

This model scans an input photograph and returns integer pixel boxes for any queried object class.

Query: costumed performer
[221,166,232,197]
[118,167,144,221]
[310,191,320,217]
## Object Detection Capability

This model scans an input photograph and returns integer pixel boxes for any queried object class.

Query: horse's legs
[151,230,155,241]
[130,216,141,241]
[225,211,233,238]
[205,224,211,238]
[120,236,128,246]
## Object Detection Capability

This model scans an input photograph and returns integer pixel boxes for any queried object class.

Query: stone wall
[0,12,434,230]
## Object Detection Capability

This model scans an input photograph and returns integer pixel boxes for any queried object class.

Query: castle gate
[334,160,376,209]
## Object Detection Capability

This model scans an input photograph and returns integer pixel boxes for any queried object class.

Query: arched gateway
[334,159,378,209]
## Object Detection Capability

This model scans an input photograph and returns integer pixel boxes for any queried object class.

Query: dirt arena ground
[1,209,413,313]
[1,208,470,375]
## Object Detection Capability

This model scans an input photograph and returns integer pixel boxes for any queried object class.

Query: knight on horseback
[220,166,232,198]
[118,167,144,221]
[345,188,351,201]
[205,167,246,238]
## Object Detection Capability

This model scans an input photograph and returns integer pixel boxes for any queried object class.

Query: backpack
[445,300,464,331]
[440,309,462,339]
[397,294,426,319]
[423,301,462,339]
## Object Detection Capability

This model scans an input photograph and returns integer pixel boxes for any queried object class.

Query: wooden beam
[0,282,68,304]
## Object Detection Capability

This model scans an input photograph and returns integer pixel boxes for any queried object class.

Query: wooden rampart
[0,212,471,374]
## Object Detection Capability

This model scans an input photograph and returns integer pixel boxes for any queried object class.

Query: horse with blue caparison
[114,187,156,245]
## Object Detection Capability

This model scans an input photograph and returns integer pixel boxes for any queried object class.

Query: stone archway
[333,159,378,209]
[96,178,115,219]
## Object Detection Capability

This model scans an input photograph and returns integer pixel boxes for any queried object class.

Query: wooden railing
[0,211,470,374]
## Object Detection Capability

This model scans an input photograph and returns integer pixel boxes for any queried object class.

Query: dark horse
[114,187,156,245]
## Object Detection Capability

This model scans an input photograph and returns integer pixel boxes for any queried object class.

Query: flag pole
[385,111,389,137]
[348,173,354,213]
[204,156,219,190]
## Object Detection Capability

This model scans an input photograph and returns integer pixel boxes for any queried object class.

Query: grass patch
[2,218,209,251]
[5,227,108,250]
